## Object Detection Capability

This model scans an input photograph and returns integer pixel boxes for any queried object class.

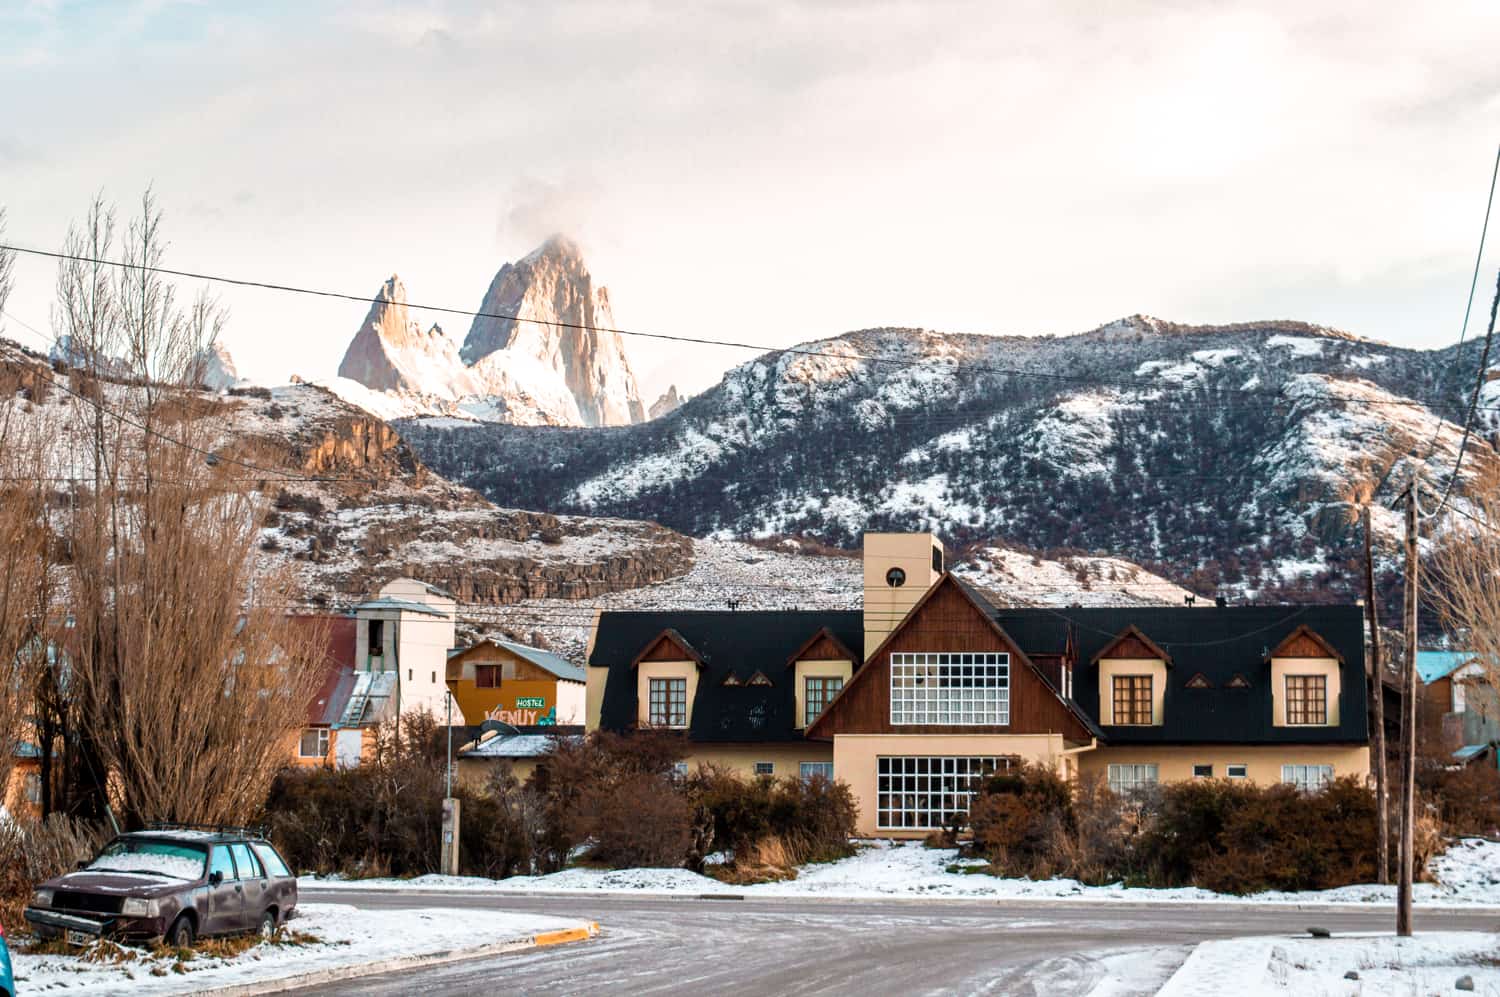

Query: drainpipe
[1059,737,1099,779]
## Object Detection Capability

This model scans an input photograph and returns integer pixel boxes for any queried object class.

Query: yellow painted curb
[533,922,600,947]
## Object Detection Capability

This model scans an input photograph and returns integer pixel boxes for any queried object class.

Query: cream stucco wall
[1271,657,1342,726]
[863,532,944,659]
[834,733,1070,837]
[1098,658,1167,726]
[680,743,833,779]
[637,661,699,728]
[586,666,608,732]
[793,659,854,729]
[1079,744,1371,785]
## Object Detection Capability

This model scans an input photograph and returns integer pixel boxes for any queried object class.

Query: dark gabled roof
[974,602,1369,745]
[592,610,864,743]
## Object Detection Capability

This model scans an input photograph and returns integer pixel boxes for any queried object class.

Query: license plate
[65,928,95,946]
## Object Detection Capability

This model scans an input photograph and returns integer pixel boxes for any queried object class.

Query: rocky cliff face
[193,341,241,390]
[336,276,473,398]
[649,385,682,420]
[461,236,644,426]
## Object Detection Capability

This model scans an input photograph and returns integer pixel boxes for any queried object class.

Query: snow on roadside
[302,838,1500,908]
[11,903,589,996]
[1159,932,1500,997]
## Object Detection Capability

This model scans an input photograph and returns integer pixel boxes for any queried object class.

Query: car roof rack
[140,821,270,839]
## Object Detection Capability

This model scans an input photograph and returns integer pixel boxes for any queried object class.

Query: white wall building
[353,578,458,720]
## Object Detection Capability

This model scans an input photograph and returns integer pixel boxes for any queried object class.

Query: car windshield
[87,839,209,880]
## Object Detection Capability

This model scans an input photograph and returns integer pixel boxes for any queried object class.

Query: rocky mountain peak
[193,340,240,390]
[337,275,469,397]
[460,237,643,426]
[649,385,682,420]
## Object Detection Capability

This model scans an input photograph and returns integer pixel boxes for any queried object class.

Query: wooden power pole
[1397,480,1419,937]
[1362,506,1389,885]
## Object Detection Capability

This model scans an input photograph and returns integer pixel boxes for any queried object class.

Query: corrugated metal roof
[353,598,449,618]
[459,733,579,758]
[1417,651,1477,685]
[493,639,586,682]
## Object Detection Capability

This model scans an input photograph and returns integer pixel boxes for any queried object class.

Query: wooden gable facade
[1091,625,1173,666]
[785,627,858,668]
[632,629,705,667]
[1270,624,1344,662]
[808,575,1091,741]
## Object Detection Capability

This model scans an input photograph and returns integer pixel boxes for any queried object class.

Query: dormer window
[1111,675,1153,725]
[1285,675,1328,725]
[648,677,688,727]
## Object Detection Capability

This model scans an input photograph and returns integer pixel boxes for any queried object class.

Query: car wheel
[257,910,277,939]
[166,914,195,948]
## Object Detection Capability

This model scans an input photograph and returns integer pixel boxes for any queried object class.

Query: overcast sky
[2,0,1499,399]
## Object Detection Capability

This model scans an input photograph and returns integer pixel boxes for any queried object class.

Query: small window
[24,772,41,804]
[253,843,293,878]
[754,761,774,776]
[800,762,834,782]
[299,728,330,759]
[886,567,906,587]
[407,668,412,681]
[1192,764,1213,779]
[1226,764,1248,779]
[1282,763,1334,791]
[368,619,384,654]
[1111,675,1153,725]
[1286,675,1328,725]
[229,842,264,880]
[932,545,944,573]
[1107,763,1159,795]
[670,761,689,779]
[209,845,235,882]
[648,677,688,727]
[475,664,501,689]
[431,671,436,684]
[805,675,844,726]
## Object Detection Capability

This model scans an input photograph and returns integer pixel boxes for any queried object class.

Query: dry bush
[0,815,109,930]
[1421,764,1500,838]
[685,765,857,879]
[569,771,693,869]
[968,764,1074,879]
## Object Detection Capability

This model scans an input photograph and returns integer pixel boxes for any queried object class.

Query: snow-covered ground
[303,838,1500,908]
[1159,932,1500,996]
[10,903,592,996]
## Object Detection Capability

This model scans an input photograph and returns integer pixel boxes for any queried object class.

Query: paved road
[290,889,1500,996]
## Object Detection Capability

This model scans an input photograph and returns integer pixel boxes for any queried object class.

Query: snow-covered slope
[403,315,1497,604]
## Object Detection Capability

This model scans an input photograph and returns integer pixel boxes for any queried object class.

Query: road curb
[192,921,600,996]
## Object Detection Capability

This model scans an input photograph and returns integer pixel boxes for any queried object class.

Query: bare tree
[52,191,326,826]
[1429,480,1500,699]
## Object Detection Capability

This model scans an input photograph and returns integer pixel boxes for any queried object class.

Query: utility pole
[1397,480,1419,937]
[1362,505,1389,885]
[440,689,460,876]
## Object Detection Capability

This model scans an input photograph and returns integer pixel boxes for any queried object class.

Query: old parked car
[24,825,297,947]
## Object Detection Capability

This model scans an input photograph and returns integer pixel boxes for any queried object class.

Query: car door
[203,845,243,936]
[230,843,268,929]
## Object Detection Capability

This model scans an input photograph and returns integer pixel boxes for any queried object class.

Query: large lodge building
[586,533,1372,837]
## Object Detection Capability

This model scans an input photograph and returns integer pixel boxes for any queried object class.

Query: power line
[1426,269,1500,519]
[0,241,1489,417]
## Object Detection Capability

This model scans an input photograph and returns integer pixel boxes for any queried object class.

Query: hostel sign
[487,697,557,727]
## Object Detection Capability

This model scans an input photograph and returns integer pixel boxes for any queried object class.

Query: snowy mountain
[329,238,644,428]
[192,341,243,391]
[462,235,644,426]
[401,315,1498,605]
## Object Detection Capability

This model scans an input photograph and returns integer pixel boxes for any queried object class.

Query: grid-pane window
[800,762,834,782]
[754,761,774,775]
[648,677,687,727]
[1285,675,1328,725]
[299,728,330,758]
[876,756,1014,829]
[1107,763,1159,794]
[1111,675,1153,725]
[1282,764,1334,791]
[805,676,843,726]
[889,653,1009,725]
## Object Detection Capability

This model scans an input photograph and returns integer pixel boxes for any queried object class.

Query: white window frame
[648,677,688,728]
[1226,763,1248,779]
[753,761,774,776]
[1107,763,1159,795]
[876,756,1010,830]
[1281,764,1334,791]
[800,761,834,782]
[1192,764,1213,779]
[1452,680,1467,714]
[299,728,330,759]
[890,652,1009,726]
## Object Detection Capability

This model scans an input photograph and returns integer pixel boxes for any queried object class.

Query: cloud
[497,177,604,253]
